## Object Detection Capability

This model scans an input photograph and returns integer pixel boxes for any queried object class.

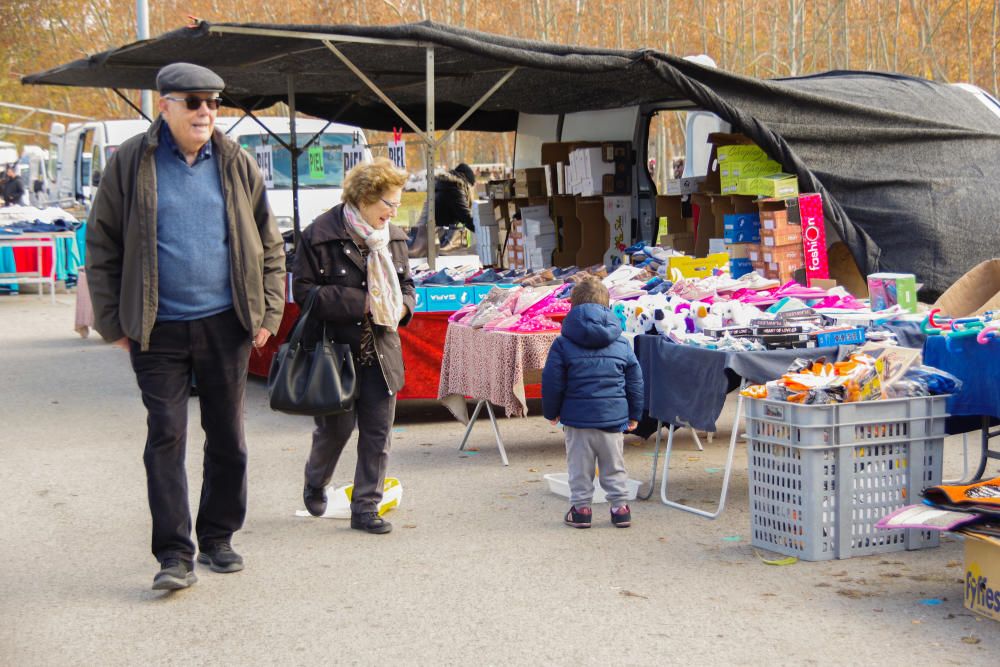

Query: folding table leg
[458,399,486,452]
[637,420,664,500]
[457,399,509,466]
[690,429,705,452]
[660,394,745,520]
[484,401,509,466]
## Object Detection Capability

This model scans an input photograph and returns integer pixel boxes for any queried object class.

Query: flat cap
[156,63,225,94]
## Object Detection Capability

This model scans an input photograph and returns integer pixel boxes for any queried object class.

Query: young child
[542,277,644,528]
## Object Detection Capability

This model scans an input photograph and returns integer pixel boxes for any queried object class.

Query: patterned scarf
[343,203,404,331]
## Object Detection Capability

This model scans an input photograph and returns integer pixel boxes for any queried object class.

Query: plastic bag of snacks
[741,353,884,403]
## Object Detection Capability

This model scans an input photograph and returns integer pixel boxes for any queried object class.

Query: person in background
[87,63,285,590]
[541,276,643,529]
[3,164,25,206]
[407,162,476,257]
[294,158,416,534]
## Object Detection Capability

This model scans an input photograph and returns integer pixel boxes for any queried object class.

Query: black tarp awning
[24,20,1000,295]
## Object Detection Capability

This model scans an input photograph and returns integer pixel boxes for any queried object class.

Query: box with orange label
[760,225,802,247]
[764,244,804,265]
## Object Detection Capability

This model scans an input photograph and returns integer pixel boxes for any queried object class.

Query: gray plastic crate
[746,395,947,561]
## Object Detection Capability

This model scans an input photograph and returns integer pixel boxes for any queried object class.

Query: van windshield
[237,132,354,189]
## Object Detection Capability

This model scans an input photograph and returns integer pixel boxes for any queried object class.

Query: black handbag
[267,287,358,416]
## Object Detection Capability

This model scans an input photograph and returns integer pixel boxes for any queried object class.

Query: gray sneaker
[197,543,245,573]
[152,559,197,590]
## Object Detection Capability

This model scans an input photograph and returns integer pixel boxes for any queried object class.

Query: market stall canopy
[23,20,1000,296]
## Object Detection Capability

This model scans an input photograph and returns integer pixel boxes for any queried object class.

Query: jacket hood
[433,170,472,194]
[561,303,622,349]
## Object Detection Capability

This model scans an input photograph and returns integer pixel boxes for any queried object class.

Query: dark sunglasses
[164,95,222,111]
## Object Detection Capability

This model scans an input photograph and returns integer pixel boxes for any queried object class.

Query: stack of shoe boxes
[506,217,525,270]
[521,205,557,271]
[757,198,804,283]
[473,199,499,266]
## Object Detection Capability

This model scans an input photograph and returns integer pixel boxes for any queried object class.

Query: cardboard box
[525,232,557,249]
[761,225,802,247]
[668,252,730,279]
[763,244,804,265]
[730,257,754,278]
[551,195,580,267]
[723,212,761,243]
[663,176,705,196]
[471,200,496,228]
[541,141,600,167]
[569,147,615,196]
[716,143,769,162]
[413,287,427,312]
[659,232,696,254]
[934,259,1000,317]
[721,160,781,194]
[513,168,546,198]
[487,179,514,199]
[867,273,918,313]
[654,195,694,234]
[423,285,474,312]
[748,172,799,198]
[963,533,1000,623]
[472,283,516,302]
[788,193,830,284]
[576,198,610,267]
[725,242,754,260]
[603,195,631,267]
[704,133,758,193]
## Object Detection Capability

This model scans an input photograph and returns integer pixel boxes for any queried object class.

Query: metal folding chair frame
[640,384,747,520]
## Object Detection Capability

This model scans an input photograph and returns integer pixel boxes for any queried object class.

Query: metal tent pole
[288,75,301,242]
[426,46,437,271]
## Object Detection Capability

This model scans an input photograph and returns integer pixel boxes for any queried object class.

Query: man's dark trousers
[129,309,251,564]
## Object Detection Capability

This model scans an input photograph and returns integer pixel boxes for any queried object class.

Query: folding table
[438,322,556,465]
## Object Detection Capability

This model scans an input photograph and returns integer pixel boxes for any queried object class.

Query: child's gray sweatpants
[564,425,629,509]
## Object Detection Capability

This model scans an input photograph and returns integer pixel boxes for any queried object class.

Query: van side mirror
[91,169,101,187]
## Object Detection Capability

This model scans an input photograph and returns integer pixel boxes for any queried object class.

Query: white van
[222,116,372,230]
[48,116,371,229]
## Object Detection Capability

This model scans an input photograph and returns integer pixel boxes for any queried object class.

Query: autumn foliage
[3,0,999,174]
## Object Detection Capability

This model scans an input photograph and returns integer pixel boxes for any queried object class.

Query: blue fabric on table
[0,246,18,292]
[923,334,1000,422]
[873,321,927,349]
[633,335,846,434]
[75,222,87,265]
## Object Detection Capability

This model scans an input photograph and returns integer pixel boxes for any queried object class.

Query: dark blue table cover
[634,335,844,432]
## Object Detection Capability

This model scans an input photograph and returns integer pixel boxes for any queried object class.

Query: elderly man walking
[87,63,285,590]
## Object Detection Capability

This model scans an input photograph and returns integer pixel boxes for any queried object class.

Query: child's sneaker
[564,506,592,528]
[611,505,632,528]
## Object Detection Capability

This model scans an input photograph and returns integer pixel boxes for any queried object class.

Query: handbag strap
[286,287,322,351]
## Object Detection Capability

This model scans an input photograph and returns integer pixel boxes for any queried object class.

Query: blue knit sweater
[154,124,232,321]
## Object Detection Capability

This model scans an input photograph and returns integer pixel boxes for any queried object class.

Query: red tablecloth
[248,306,483,401]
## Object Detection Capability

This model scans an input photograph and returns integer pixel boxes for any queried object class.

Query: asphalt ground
[1,295,997,665]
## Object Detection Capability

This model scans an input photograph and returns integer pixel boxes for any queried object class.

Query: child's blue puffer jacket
[541,302,644,430]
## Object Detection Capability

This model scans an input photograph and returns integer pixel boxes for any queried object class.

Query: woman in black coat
[292,158,416,533]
